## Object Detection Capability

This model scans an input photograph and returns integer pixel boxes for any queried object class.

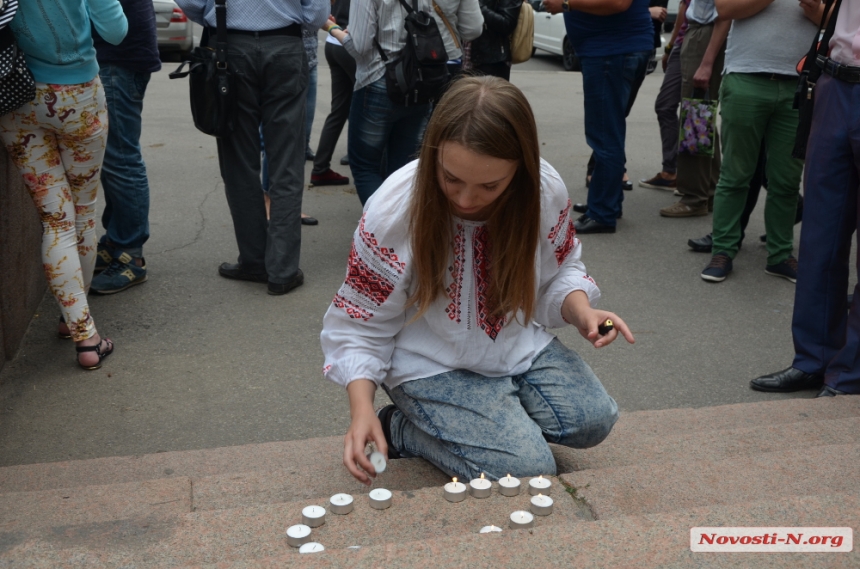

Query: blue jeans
[348,78,430,204]
[580,51,650,226]
[385,338,618,480]
[98,65,152,258]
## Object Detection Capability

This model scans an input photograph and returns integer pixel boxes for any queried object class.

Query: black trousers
[214,32,307,283]
[312,43,356,175]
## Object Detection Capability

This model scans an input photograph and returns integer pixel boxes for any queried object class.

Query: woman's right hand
[343,379,389,484]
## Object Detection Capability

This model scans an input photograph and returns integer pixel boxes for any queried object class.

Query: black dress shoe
[218,262,268,283]
[268,269,304,296]
[301,216,319,226]
[573,203,622,219]
[688,233,713,253]
[574,215,616,234]
[816,385,849,397]
[749,367,823,393]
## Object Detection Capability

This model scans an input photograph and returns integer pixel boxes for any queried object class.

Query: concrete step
[3,397,856,496]
[552,415,860,473]
[0,476,585,568]
[560,443,860,519]
[201,492,860,569]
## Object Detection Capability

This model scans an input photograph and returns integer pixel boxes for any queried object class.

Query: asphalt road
[0,35,854,467]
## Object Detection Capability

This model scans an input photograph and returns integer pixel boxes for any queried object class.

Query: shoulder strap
[215,0,228,69]
[800,0,841,74]
[433,1,461,50]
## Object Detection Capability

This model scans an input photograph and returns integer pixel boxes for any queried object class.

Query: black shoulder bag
[792,0,841,159]
[376,0,450,106]
[169,0,235,138]
[0,0,36,117]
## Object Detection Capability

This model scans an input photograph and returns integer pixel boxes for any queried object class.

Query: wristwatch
[562,0,570,12]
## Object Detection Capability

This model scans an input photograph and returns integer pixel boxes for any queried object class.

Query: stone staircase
[1,397,858,568]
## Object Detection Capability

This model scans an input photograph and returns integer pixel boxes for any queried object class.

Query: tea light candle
[301,505,326,528]
[368,488,392,509]
[443,477,467,502]
[530,493,554,516]
[369,451,387,474]
[298,542,325,554]
[286,524,312,547]
[498,474,521,497]
[479,525,503,533]
[469,472,492,499]
[528,475,552,495]
[329,493,354,515]
[509,510,535,529]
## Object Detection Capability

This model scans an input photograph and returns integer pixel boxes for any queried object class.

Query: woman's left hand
[561,290,635,348]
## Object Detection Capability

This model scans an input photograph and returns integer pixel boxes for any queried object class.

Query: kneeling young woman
[321,76,634,484]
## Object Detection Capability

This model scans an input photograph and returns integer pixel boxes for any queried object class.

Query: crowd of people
[0,0,857,482]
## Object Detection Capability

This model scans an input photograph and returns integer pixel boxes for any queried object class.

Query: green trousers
[711,73,803,265]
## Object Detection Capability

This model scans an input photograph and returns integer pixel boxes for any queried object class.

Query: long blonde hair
[408,76,542,323]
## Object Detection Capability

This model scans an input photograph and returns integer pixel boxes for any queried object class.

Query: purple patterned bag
[678,96,718,157]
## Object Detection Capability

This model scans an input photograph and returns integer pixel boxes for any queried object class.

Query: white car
[530,1,580,71]
[530,1,666,73]
[153,0,194,59]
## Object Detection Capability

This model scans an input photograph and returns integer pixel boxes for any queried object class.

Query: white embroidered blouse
[320,158,600,390]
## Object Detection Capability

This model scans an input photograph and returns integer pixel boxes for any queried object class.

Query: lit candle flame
[480,472,485,479]
[538,475,543,479]
[452,477,457,484]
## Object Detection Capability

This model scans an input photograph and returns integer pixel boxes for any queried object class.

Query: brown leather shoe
[660,201,708,217]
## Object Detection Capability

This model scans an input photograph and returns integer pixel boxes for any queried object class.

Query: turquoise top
[10,0,128,84]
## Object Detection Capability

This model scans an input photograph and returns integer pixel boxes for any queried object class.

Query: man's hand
[693,62,713,90]
[543,0,563,15]
[649,6,667,21]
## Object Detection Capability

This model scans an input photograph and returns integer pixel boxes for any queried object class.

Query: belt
[749,72,797,82]
[221,23,302,38]
[817,55,860,84]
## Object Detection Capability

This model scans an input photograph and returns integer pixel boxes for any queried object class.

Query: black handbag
[792,0,841,159]
[0,0,36,117]
[169,0,234,138]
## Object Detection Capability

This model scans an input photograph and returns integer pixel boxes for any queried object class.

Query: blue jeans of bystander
[580,51,650,226]
[348,78,429,204]
[98,65,152,258]
[385,338,618,480]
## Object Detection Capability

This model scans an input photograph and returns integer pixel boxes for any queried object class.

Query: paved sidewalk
[0,49,853,468]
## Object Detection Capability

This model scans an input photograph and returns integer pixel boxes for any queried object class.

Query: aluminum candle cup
[498,475,521,497]
[479,525,503,533]
[301,505,326,528]
[528,475,552,495]
[299,542,325,554]
[469,475,492,499]
[369,451,387,474]
[368,488,392,510]
[286,524,312,547]
[509,510,535,529]
[443,478,467,502]
[329,493,354,515]
[530,494,554,516]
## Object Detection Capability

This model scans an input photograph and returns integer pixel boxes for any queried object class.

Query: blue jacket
[10,0,128,84]
[93,0,161,74]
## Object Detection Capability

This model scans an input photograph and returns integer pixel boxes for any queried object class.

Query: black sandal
[58,316,71,340]
[76,338,114,371]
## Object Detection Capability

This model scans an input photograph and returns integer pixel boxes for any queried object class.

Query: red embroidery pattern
[344,243,396,306]
[333,293,374,321]
[322,364,332,375]
[473,226,506,341]
[359,215,405,274]
[548,200,576,266]
[446,224,466,323]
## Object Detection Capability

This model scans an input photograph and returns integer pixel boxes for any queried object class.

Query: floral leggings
[0,79,108,341]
